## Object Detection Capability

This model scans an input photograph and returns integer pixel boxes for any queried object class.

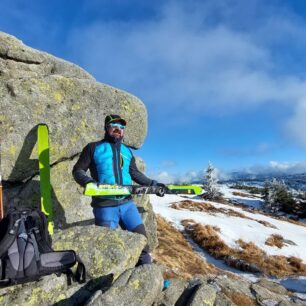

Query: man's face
[107,122,125,139]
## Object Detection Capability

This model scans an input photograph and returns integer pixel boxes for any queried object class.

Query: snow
[219,184,263,209]
[150,184,306,293]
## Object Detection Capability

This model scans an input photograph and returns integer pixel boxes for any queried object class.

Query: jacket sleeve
[72,144,96,187]
[129,156,154,186]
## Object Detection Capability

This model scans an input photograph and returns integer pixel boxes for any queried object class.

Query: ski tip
[37,123,49,129]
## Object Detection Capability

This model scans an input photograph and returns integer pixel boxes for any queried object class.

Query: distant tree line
[263,178,306,218]
[230,184,264,195]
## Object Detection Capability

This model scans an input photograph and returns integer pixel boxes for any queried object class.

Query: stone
[86,264,164,306]
[3,156,93,227]
[214,275,254,299]
[255,279,288,296]
[0,225,146,305]
[153,278,188,306]
[0,31,148,182]
[251,283,290,305]
[214,292,237,306]
[188,283,217,306]
[0,31,156,243]
[52,225,147,279]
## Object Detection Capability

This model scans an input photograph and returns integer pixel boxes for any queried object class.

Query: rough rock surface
[0,32,154,233]
[86,264,163,306]
[133,156,158,250]
[1,253,304,305]
[153,278,188,306]
[52,225,147,279]
[0,225,146,305]
[0,31,147,182]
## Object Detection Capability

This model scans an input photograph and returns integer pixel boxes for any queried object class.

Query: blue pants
[93,201,143,230]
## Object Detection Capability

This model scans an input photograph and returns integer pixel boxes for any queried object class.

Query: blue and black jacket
[72,138,154,207]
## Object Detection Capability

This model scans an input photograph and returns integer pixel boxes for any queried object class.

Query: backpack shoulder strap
[28,209,52,253]
[0,210,22,258]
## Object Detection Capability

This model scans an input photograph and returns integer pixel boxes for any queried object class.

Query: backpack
[0,208,86,287]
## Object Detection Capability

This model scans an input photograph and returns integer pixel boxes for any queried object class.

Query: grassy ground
[152,215,217,279]
[182,219,306,277]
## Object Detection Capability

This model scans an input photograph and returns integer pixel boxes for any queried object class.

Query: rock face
[0,225,147,305]
[0,31,147,182]
[0,32,151,230]
[2,266,305,306]
[86,264,164,306]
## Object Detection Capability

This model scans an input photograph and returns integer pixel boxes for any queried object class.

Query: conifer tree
[203,161,221,200]
[263,178,296,213]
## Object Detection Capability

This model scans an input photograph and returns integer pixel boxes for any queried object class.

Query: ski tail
[84,183,203,196]
[38,124,54,234]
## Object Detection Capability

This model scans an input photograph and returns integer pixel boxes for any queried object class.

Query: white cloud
[152,159,306,183]
[246,160,306,175]
[67,0,306,148]
[150,170,203,184]
[152,171,175,184]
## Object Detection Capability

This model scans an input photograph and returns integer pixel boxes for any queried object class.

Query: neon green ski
[38,124,54,234]
[84,183,203,197]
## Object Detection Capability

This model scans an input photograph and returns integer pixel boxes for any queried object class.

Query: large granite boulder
[0,31,147,182]
[86,264,163,306]
[0,225,147,305]
[0,32,156,235]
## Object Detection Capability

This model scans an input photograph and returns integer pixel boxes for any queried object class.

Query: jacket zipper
[114,146,121,185]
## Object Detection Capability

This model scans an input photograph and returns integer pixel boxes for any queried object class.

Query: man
[72,114,163,265]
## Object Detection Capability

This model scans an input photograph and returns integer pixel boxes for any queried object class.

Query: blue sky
[1,0,306,183]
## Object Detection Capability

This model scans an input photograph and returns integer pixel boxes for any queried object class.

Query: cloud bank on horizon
[153,160,306,184]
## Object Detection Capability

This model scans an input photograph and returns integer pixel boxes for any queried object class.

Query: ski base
[84,183,202,197]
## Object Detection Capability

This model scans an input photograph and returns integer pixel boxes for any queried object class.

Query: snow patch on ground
[150,184,306,293]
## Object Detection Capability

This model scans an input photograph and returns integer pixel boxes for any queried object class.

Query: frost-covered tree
[263,178,296,213]
[203,161,221,200]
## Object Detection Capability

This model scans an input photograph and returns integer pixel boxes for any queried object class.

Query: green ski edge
[84,183,203,196]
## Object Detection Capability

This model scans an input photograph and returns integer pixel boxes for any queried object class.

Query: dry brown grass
[236,240,306,277]
[152,215,217,279]
[171,200,277,229]
[265,234,285,248]
[182,220,306,277]
[182,220,231,258]
[222,289,257,306]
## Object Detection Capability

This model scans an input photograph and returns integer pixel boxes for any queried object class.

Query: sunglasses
[108,123,126,129]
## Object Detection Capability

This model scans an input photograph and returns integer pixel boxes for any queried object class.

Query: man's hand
[151,181,168,197]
